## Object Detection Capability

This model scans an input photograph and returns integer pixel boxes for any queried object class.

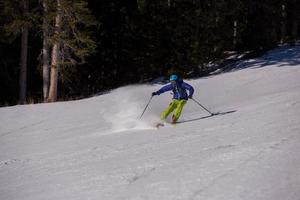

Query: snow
[1,45,300,200]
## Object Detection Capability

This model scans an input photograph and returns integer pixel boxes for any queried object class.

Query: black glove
[188,95,193,99]
[152,92,157,96]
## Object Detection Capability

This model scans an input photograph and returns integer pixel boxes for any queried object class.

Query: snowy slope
[1,46,300,200]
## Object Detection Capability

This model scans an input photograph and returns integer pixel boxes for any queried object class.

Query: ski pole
[140,96,153,118]
[191,98,214,115]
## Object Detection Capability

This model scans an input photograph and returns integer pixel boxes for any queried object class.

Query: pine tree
[19,0,29,104]
[2,0,34,104]
[47,0,97,102]
[47,0,62,102]
[42,0,50,102]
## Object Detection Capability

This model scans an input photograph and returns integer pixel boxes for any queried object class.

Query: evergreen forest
[1,0,299,105]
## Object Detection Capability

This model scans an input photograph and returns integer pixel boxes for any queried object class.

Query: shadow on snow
[221,46,300,73]
[177,110,237,124]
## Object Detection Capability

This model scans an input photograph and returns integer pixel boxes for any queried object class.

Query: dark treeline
[1,0,299,105]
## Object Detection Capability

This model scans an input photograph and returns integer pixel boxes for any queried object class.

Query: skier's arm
[183,82,194,98]
[153,84,173,96]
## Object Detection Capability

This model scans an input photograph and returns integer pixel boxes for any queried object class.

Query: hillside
[1,45,300,200]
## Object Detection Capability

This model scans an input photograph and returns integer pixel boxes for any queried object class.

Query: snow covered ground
[1,45,300,200]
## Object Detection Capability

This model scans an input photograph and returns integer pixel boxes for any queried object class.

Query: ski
[154,122,165,128]
[154,121,177,129]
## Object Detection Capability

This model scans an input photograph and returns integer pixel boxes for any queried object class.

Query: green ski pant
[160,99,187,122]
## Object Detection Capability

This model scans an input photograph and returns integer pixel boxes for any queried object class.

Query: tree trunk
[233,20,237,50]
[168,0,171,8]
[47,0,62,102]
[280,4,287,43]
[19,0,29,104]
[42,0,50,102]
[291,0,299,44]
[292,20,298,43]
[47,45,59,102]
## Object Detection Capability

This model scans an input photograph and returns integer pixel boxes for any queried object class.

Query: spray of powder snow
[104,85,163,133]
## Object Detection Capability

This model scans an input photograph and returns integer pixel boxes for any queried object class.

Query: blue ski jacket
[154,79,194,100]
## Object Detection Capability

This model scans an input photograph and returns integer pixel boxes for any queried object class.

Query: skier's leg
[172,100,187,122]
[160,100,178,120]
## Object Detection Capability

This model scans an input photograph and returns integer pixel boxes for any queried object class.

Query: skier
[152,74,194,124]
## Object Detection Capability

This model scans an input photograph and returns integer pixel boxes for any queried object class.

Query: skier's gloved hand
[188,95,193,99]
[152,92,158,96]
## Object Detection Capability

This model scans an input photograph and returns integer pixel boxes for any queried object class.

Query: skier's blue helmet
[169,74,178,81]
